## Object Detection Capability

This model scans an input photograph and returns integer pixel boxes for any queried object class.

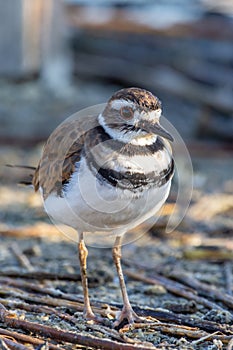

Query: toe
[113,306,144,328]
[84,311,103,324]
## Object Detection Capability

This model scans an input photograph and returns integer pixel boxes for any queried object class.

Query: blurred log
[72,31,233,68]
[197,106,233,142]
[183,246,233,261]
[188,194,233,221]
[73,53,233,114]
[173,60,233,88]
[67,6,233,41]
[0,223,65,241]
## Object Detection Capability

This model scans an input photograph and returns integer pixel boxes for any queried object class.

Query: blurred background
[0,0,232,236]
[0,3,233,346]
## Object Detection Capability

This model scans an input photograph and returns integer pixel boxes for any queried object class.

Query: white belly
[43,159,171,234]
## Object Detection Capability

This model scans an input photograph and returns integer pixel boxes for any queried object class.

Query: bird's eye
[120,106,134,120]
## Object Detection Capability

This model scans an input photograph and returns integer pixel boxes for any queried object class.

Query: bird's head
[99,87,173,145]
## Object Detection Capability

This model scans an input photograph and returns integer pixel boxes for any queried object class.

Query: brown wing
[33,115,99,199]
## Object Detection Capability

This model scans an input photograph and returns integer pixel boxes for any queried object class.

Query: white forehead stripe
[141,109,162,121]
[110,99,135,110]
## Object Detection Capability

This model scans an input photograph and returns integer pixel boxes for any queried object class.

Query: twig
[124,258,233,310]
[0,277,83,302]
[191,331,220,345]
[0,298,80,325]
[166,269,233,309]
[135,306,233,335]
[0,269,81,281]
[0,304,157,350]
[0,284,115,320]
[9,243,34,272]
[3,291,233,337]
[0,328,68,350]
[0,298,156,346]
[0,338,11,350]
[120,322,207,339]
[224,262,233,296]
[120,322,233,345]
[87,324,136,344]
[1,278,233,337]
[0,337,30,350]
[0,277,119,316]
[125,269,224,311]
[0,285,84,311]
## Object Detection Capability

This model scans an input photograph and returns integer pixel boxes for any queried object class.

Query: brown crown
[109,87,161,111]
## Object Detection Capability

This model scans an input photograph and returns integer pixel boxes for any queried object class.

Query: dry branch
[0,337,31,350]
[9,243,34,272]
[166,270,233,309]
[134,306,233,335]
[0,328,63,350]
[0,303,157,350]
[0,270,80,281]
[125,269,224,312]
[121,323,233,345]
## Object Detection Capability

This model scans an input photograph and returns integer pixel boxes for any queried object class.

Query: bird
[19,87,174,327]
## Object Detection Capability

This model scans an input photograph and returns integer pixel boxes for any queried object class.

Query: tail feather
[6,164,36,170]
[19,175,34,186]
[6,164,36,187]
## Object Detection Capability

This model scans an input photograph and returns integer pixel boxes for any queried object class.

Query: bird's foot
[113,305,144,329]
[84,309,103,324]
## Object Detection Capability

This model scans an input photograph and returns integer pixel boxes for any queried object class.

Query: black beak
[139,120,174,142]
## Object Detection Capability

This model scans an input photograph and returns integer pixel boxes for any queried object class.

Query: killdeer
[28,87,174,326]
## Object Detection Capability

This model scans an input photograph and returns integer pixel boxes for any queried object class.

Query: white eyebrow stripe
[110,99,135,110]
[141,109,162,121]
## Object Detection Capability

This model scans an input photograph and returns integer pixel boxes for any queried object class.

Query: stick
[0,328,62,350]
[0,269,80,281]
[0,298,80,325]
[0,285,115,319]
[1,278,233,336]
[133,306,233,335]
[166,270,233,309]
[121,323,233,344]
[191,331,220,345]
[125,269,224,311]
[0,337,31,350]
[0,304,157,350]
[0,277,83,302]
[0,338,10,350]
[9,243,34,272]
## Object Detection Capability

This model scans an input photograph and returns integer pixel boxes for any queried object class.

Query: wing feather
[33,115,98,199]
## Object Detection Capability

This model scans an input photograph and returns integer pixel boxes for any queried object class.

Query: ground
[0,139,233,349]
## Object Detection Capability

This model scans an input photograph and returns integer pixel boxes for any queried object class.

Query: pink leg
[78,233,99,321]
[112,236,142,327]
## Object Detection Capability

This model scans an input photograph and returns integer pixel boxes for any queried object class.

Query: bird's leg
[78,233,98,321]
[112,235,142,327]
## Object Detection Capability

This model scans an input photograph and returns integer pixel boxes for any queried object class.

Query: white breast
[43,157,171,235]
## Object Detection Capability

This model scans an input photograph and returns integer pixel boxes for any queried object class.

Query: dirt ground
[0,134,233,350]
[0,45,232,347]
